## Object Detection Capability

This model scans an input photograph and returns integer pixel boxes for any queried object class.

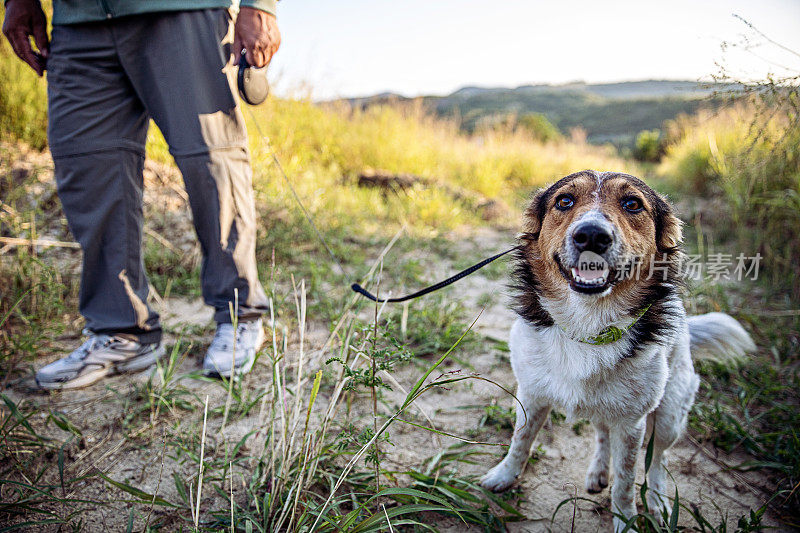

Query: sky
[267,0,800,100]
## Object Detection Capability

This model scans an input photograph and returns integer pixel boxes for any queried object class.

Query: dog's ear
[522,188,548,240]
[652,194,683,252]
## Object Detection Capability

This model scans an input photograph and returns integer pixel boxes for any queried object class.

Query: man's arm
[233,4,281,69]
[2,0,49,76]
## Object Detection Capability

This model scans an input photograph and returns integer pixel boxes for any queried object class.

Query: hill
[344,80,733,146]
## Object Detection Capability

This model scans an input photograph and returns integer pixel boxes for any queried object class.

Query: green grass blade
[368,487,467,523]
[95,470,174,507]
[401,309,484,410]
[669,487,680,531]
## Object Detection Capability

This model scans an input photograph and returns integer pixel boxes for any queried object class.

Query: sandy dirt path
[7,227,779,531]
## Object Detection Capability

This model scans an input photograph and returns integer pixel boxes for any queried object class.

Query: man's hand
[233,7,280,68]
[2,0,49,76]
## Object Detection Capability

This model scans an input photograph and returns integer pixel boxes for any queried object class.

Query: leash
[350,246,518,303]
[248,99,649,338]
[246,108,348,277]
[244,100,516,303]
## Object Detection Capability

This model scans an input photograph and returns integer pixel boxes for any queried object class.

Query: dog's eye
[621,197,644,213]
[555,194,574,211]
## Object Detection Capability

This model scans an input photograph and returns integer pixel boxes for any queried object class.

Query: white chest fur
[509,318,670,421]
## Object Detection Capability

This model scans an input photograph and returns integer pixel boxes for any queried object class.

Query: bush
[516,113,562,143]
[632,129,663,162]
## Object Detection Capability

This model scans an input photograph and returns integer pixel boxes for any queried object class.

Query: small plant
[0,39,48,149]
[0,250,69,383]
[388,294,479,361]
[552,431,769,532]
[116,342,199,434]
[478,401,515,432]
[633,129,664,162]
[327,320,411,393]
[0,394,99,529]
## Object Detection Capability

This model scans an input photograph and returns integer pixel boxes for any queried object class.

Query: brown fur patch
[513,170,685,335]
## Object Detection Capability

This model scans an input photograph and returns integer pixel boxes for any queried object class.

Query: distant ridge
[451,80,724,99]
[339,80,734,146]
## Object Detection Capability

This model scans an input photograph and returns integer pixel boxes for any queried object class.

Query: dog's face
[521,170,682,299]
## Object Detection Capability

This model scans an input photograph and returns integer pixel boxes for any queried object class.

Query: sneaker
[203,319,264,378]
[36,332,165,390]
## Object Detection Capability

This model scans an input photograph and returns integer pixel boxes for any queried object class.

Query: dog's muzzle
[559,211,620,294]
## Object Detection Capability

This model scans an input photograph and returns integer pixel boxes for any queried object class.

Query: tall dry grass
[145,98,637,237]
[658,99,800,298]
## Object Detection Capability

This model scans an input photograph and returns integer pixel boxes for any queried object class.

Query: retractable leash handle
[237,52,270,106]
[351,246,519,303]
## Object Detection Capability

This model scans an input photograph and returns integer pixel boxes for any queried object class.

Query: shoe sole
[203,327,265,379]
[37,345,166,391]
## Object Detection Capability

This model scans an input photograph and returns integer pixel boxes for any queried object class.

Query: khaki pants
[47,8,269,343]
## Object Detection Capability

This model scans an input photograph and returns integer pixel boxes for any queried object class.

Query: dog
[480,170,755,531]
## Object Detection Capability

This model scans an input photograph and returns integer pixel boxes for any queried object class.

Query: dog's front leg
[585,420,610,493]
[609,418,646,532]
[480,397,550,492]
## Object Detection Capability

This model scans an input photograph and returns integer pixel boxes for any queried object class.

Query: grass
[657,98,800,299]
[3,110,798,530]
[0,393,97,529]
[656,93,800,524]
[552,432,770,533]
[0,268,524,531]
[0,41,47,150]
[386,294,481,362]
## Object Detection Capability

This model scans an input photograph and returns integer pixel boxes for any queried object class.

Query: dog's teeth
[572,268,608,286]
[573,274,607,285]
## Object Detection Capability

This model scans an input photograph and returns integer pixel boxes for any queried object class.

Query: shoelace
[67,334,113,361]
[209,323,251,352]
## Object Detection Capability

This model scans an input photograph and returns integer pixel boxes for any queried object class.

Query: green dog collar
[562,304,651,345]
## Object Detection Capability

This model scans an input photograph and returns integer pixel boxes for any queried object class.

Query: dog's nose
[572,223,613,254]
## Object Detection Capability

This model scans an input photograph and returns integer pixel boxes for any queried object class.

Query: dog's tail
[687,312,756,362]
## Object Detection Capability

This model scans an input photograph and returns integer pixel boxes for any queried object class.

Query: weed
[477,402,516,432]
[0,251,69,383]
[117,342,200,433]
[0,394,100,529]
[658,100,800,299]
[476,292,495,308]
[143,240,201,298]
[388,293,480,362]
[0,40,47,149]
[0,13,796,528]
[550,431,769,532]
[327,320,411,394]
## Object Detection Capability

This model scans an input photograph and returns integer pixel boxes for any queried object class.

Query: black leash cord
[246,108,348,277]
[351,245,519,303]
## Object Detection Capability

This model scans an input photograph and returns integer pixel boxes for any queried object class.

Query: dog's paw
[612,503,637,532]
[612,515,629,533]
[584,468,608,494]
[480,462,519,492]
[646,492,669,524]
